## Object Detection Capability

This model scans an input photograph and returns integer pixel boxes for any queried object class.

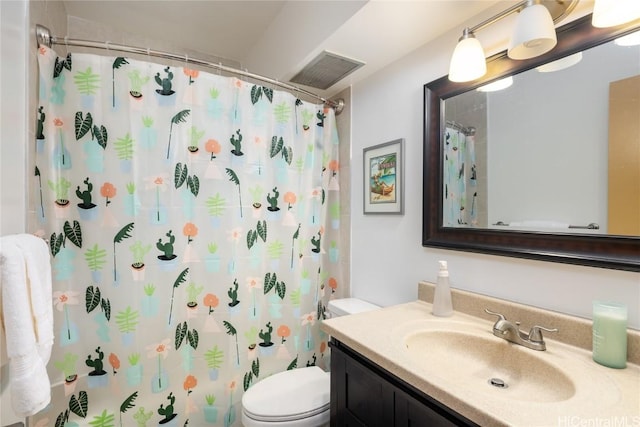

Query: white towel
[0,234,53,417]
[12,235,54,363]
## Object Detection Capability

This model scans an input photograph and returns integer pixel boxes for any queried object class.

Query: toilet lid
[242,366,330,422]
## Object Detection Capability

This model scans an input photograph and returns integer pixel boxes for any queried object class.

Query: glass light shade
[508,3,557,60]
[536,52,582,72]
[615,31,640,46]
[448,35,486,82]
[477,76,513,92]
[592,0,640,28]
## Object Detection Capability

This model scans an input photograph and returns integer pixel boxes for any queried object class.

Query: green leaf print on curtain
[33,45,343,426]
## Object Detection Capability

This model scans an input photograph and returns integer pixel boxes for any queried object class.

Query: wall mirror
[423,14,640,272]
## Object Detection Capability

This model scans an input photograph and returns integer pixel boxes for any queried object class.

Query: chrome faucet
[484,309,558,351]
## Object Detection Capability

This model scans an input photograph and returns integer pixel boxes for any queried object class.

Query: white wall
[0,0,28,237]
[1,2,28,425]
[350,11,640,329]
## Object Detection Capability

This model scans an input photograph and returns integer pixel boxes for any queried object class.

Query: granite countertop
[321,291,640,426]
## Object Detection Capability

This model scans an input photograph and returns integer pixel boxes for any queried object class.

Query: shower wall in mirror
[443,91,487,228]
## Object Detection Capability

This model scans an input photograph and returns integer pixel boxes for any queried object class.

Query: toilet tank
[327,298,380,317]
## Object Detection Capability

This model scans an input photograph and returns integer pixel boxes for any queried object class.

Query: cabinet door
[331,344,394,427]
[395,390,459,427]
[330,339,478,427]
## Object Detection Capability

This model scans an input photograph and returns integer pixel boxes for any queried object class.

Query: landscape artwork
[363,139,403,214]
[369,153,397,204]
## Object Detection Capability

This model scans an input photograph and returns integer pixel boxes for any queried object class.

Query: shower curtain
[443,126,478,227]
[30,45,343,426]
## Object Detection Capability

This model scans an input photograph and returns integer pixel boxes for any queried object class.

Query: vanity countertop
[321,296,640,426]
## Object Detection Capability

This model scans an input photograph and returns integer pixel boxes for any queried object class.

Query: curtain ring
[105,40,110,54]
[218,62,222,76]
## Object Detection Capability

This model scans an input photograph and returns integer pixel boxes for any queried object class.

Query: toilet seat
[242,366,330,423]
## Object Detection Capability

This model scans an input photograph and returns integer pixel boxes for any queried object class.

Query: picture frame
[363,138,404,215]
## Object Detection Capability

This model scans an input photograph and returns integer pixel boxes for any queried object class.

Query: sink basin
[404,330,576,403]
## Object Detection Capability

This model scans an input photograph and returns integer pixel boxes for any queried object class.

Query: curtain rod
[445,120,476,136]
[35,24,344,115]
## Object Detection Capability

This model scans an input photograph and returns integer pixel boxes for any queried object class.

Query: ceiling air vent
[290,51,365,90]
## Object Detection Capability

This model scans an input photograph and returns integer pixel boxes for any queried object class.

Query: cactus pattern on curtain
[443,126,478,227]
[30,46,343,426]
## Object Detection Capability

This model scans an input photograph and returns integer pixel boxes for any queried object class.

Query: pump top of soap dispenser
[438,260,448,276]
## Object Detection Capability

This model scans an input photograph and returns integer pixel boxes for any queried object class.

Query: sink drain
[488,378,508,389]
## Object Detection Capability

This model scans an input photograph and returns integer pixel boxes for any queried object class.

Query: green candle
[592,301,627,369]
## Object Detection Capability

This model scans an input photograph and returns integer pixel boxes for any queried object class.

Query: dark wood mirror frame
[423,14,640,272]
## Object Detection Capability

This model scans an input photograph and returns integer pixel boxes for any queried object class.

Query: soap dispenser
[432,260,453,317]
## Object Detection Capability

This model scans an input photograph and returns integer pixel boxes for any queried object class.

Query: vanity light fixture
[448,0,578,83]
[592,0,640,28]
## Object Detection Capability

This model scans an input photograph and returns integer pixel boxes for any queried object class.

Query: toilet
[241,298,380,427]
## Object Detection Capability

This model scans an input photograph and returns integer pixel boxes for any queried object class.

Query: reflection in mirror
[423,15,640,272]
[443,31,640,236]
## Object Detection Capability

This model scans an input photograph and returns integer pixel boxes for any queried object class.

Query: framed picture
[363,138,404,214]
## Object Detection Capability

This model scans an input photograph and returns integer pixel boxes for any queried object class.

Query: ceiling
[62,1,505,100]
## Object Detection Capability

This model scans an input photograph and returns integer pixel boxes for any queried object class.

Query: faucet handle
[484,308,506,321]
[528,325,558,342]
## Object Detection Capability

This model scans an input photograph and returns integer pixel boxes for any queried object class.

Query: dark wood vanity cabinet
[330,339,478,427]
